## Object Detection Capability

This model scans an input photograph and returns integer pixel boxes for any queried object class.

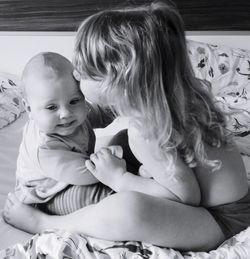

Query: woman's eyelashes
[70,98,81,105]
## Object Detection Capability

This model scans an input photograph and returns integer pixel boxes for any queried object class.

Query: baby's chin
[45,122,79,136]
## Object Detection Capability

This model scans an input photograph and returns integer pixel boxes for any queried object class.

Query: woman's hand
[85,147,127,190]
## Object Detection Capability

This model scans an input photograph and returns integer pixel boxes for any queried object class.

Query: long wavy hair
[73,0,230,171]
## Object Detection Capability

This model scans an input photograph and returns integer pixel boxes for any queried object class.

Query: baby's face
[25,74,87,136]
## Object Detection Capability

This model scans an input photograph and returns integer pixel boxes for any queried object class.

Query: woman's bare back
[194,142,248,207]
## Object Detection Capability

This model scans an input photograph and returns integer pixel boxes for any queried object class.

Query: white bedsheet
[0,112,32,249]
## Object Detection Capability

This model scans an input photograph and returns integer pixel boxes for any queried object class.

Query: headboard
[0,0,250,31]
[0,0,250,75]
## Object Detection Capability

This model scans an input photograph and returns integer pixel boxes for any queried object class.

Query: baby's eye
[46,105,57,111]
[70,98,81,105]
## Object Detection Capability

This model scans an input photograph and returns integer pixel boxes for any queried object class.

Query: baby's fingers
[85,159,103,181]
[98,147,112,157]
[90,153,100,164]
[107,146,123,158]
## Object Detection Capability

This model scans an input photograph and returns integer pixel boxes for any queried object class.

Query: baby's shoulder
[22,119,41,145]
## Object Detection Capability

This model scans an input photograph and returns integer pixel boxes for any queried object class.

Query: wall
[0,32,250,76]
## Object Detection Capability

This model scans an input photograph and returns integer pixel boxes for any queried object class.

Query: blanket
[1,226,250,259]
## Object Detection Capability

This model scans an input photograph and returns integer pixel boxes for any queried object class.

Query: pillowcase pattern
[0,72,24,129]
[187,39,250,156]
[187,39,250,134]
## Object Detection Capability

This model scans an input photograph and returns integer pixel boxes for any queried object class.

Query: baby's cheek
[39,117,57,133]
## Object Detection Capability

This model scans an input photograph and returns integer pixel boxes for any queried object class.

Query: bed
[0,0,250,258]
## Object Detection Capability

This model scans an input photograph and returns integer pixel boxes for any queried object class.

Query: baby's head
[22,52,87,136]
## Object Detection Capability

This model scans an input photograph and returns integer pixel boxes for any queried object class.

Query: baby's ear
[22,98,32,118]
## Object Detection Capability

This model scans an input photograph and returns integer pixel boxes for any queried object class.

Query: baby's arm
[38,142,123,186]
[38,141,98,185]
[127,126,201,205]
[86,146,200,204]
[86,148,180,200]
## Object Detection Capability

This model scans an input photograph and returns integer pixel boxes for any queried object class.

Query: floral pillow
[0,72,25,129]
[187,40,250,156]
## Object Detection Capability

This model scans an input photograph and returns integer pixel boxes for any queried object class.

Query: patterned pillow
[0,72,25,129]
[187,40,250,134]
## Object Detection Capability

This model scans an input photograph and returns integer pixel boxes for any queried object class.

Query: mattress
[0,112,32,249]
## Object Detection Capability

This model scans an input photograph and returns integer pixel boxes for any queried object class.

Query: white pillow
[0,72,24,129]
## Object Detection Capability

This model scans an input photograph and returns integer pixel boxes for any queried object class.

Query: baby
[15,52,121,215]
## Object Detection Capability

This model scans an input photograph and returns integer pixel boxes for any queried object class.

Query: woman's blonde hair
[73,0,230,171]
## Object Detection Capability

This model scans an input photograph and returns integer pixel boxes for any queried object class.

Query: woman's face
[79,77,109,106]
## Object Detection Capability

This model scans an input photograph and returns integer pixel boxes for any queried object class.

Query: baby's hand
[85,147,126,190]
[107,145,123,159]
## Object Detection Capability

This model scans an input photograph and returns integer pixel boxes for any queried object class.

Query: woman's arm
[116,171,181,201]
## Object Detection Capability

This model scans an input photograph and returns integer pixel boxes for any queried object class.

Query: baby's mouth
[58,121,75,128]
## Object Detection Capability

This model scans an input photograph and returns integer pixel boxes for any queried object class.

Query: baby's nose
[59,107,72,119]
